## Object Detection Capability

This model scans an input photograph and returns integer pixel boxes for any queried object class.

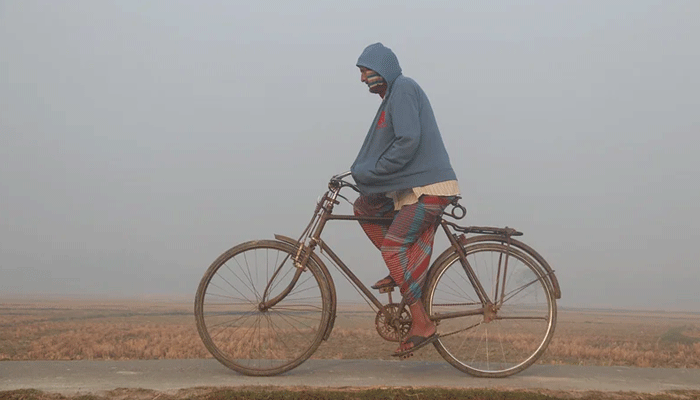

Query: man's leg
[380,195,452,353]
[353,194,395,249]
[353,194,397,288]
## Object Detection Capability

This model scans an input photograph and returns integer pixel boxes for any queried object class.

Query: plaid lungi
[354,194,452,305]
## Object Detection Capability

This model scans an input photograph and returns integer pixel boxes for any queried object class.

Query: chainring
[375,303,412,342]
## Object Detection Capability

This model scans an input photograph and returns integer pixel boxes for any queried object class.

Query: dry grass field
[1,297,699,368]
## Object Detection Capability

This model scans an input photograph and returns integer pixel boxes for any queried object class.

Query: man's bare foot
[393,332,439,357]
[394,301,437,356]
[371,275,396,290]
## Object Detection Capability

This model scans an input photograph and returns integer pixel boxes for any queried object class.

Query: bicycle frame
[259,172,527,323]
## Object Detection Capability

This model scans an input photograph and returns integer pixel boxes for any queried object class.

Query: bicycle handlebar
[329,171,361,194]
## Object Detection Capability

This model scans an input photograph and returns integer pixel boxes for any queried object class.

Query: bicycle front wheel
[194,240,332,376]
[425,241,556,377]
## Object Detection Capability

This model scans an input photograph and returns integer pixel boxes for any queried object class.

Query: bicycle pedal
[379,286,395,294]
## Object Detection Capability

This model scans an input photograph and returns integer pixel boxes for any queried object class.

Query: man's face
[359,67,385,94]
[359,66,373,84]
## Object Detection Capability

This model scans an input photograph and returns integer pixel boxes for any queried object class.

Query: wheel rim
[428,243,555,375]
[196,243,328,374]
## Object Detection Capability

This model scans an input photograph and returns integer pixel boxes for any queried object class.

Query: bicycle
[194,171,561,378]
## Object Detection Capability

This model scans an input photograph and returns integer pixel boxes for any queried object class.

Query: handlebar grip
[332,171,352,180]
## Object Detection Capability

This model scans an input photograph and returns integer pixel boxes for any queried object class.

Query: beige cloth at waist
[387,180,460,210]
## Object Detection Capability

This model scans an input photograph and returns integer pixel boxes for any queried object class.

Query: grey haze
[1,1,699,311]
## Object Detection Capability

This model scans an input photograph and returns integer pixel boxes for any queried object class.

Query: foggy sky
[1,1,699,311]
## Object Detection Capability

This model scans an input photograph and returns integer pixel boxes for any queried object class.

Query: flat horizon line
[0,293,698,315]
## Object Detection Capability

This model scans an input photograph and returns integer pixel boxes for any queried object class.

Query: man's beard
[369,83,386,94]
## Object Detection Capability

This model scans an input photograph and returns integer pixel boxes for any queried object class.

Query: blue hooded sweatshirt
[351,43,457,195]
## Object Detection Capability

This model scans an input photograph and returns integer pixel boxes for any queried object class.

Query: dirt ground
[3,387,700,400]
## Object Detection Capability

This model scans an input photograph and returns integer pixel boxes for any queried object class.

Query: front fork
[259,190,338,311]
[258,239,316,311]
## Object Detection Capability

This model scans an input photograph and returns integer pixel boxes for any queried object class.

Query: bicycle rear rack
[442,220,523,237]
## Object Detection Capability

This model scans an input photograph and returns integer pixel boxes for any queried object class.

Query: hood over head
[356,43,402,84]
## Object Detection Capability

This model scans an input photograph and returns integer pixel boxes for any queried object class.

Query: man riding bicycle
[351,43,461,357]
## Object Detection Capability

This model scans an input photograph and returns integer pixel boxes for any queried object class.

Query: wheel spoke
[500,276,543,305]
[209,272,255,303]
[237,253,261,302]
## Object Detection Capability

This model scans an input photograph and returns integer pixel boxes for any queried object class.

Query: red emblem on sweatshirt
[377,111,388,128]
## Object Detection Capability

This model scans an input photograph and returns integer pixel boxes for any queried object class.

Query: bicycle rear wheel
[425,241,556,377]
[194,240,332,376]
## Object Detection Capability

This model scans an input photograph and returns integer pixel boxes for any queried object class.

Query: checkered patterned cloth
[354,194,452,305]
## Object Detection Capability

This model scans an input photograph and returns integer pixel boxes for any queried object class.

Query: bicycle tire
[194,240,333,376]
[425,241,557,378]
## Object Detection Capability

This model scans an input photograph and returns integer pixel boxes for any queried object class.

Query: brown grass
[1,298,699,368]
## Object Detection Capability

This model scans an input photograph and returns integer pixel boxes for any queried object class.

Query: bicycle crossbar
[327,215,393,222]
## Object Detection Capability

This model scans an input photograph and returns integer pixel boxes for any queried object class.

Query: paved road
[1,360,699,395]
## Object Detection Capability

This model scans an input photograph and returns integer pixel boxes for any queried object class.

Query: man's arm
[375,86,421,175]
